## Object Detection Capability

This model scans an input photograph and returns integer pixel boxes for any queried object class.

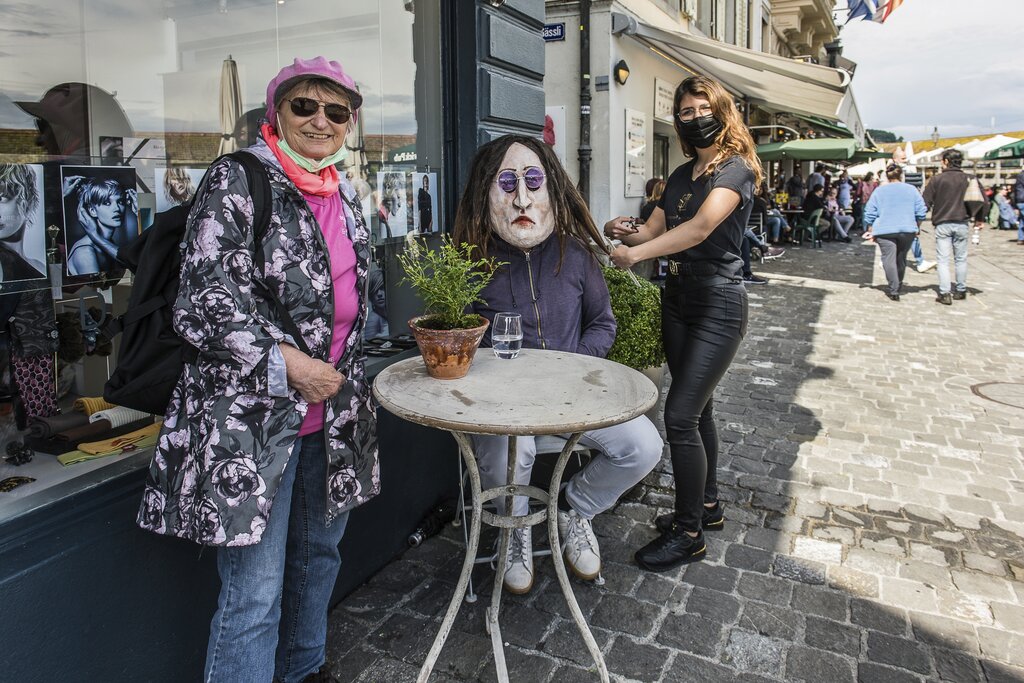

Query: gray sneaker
[502,527,534,594]
[557,509,601,580]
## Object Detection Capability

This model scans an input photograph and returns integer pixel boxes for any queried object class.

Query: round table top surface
[372,349,659,436]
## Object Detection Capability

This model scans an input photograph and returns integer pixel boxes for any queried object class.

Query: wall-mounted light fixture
[613,60,630,85]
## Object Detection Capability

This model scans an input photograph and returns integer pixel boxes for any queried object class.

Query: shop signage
[543,23,565,42]
[625,108,647,198]
[654,78,675,123]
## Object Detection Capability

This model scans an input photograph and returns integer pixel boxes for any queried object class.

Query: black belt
[666,260,718,277]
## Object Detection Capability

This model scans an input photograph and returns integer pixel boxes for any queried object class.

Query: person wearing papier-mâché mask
[453,135,663,596]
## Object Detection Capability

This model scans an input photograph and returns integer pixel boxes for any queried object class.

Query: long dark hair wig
[452,134,608,269]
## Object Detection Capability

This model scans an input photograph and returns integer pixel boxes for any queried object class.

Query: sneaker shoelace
[507,528,530,568]
[562,514,598,556]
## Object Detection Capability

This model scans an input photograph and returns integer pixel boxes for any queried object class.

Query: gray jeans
[875,232,915,295]
[934,222,969,294]
[472,416,663,519]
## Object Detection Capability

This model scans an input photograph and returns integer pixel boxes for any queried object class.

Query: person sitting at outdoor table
[754,183,790,244]
[802,183,829,230]
[452,134,663,595]
[825,186,853,242]
[136,56,378,683]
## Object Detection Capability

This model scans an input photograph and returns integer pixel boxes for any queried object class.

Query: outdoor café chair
[793,208,824,248]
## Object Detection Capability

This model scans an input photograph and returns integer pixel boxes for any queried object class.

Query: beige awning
[612,13,865,145]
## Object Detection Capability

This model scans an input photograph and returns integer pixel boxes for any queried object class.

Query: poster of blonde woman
[375,171,409,238]
[60,165,138,277]
[0,163,47,282]
[154,167,206,212]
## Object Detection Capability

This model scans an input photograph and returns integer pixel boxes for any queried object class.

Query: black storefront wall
[0,1,546,681]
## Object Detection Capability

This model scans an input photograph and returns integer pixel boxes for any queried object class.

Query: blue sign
[543,23,565,42]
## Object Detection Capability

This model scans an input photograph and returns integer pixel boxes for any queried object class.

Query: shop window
[0,0,444,524]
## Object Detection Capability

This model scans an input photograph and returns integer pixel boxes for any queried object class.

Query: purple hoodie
[472,234,616,357]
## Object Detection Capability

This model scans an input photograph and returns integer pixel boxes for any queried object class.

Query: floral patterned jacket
[137,140,379,547]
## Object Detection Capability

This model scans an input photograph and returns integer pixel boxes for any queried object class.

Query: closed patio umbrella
[218,55,242,155]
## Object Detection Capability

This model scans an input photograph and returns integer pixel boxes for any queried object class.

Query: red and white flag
[873,0,904,23]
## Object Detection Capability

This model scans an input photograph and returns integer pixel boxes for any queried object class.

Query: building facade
[543,0,857,223]
[0,1,546,680]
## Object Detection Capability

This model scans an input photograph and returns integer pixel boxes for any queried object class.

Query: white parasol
[217,55,242,155]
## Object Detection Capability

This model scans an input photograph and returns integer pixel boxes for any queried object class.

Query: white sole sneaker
[502,528,534,594]
[558,509,601,581]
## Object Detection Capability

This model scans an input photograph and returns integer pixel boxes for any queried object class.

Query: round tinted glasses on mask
[496,167,545,193]
[287,97,352,124]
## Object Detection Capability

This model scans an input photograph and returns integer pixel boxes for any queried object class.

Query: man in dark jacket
[453,135,663,595]
[921,149,989,304]
[1014,169,1024,244]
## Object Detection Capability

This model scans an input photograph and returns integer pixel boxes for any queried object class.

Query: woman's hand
[279,343,346,403]
[610,244,637,270]
[77,205,101,241]
[603,216,639,240]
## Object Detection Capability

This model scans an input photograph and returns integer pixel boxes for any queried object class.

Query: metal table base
[416,431,609,683]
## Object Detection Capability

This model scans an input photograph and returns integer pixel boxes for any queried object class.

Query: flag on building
[845,0,877,23]
[872,0,904,23]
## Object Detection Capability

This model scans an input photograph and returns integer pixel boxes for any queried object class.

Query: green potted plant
[602,266,666,423]
[398,236,503,379]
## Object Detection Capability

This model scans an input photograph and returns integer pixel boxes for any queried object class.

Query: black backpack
[103,151,307,415]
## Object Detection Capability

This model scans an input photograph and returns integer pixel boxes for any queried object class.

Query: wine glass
[492,313,523,359]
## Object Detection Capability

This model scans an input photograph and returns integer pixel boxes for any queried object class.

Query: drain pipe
[578,0,591,205]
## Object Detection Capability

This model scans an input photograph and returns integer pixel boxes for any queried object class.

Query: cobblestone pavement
[326,223,1024,682]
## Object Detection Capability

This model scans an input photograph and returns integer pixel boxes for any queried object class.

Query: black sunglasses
[287,97,352,124]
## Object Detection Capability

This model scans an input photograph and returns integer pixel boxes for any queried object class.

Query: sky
[837,0,1024,142]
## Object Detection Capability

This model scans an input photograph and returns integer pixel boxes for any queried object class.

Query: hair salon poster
[625,109,647,198]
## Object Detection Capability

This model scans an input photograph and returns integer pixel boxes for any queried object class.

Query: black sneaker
[935,293,952,306]
[742,273,768,285]
[654,502,724,533]
[301,667,340,683]
[952,290,967,300]
[635,527,706,572]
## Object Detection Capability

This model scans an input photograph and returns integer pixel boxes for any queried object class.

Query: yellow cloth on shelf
[58,422,163,465]
[73,397,117,416]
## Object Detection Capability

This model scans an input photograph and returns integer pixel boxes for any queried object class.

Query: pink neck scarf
[260,123,340,197]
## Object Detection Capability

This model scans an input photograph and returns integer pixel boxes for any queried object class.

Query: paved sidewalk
[325,224,1024,682]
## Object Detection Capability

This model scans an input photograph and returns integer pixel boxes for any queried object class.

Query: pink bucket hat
[266,56,362,124]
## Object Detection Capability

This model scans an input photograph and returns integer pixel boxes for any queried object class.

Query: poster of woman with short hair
[60,165,138,277]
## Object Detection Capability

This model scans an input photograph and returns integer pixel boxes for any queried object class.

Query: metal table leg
[547,432,610,683]
[417,431,482,683]
[418,431,608,682]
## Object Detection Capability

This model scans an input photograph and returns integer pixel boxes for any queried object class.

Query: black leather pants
[662,280,747,532]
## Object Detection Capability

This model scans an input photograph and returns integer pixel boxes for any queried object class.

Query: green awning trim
[756,138,858,161]
[983,139,1024,161]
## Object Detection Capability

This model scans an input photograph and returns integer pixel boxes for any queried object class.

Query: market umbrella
[983,138,1024,161]
[756,138,857,161]
[218,55,242,155]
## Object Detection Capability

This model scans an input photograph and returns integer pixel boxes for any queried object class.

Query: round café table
[373,349,658,682]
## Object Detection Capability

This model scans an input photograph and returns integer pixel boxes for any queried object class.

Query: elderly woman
[863,163,928,301]
[136,57,378,683]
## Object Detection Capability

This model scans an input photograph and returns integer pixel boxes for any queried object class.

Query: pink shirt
[298,191,360,437]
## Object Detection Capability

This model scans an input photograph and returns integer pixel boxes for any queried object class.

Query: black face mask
[678,114,723,149]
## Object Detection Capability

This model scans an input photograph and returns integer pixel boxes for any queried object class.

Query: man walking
[1014,167,1024,245]
[921,149,989,305]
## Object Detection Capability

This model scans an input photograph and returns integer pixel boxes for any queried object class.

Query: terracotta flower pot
[408,315,490,380]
